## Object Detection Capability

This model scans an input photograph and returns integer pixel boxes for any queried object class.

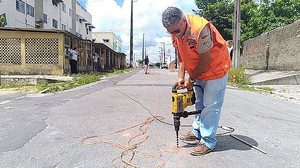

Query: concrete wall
[0,29,65,75]
[241,20,300,71]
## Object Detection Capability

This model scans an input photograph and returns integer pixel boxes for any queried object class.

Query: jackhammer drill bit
[176,130,179,148]
[174,116,180,148]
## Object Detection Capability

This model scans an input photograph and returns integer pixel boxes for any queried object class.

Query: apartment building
[0,0,94,40]
[92,32,121,53]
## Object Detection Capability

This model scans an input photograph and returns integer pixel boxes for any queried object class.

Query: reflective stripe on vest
[172,14,231,80]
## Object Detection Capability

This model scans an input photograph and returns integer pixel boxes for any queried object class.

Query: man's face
[166,17,186,36]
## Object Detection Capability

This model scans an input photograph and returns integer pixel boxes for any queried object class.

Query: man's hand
[184,78,194,90]
[177,77,185,89]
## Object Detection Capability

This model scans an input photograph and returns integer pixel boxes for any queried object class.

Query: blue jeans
[93,62,99,72]
[192,74,228,149]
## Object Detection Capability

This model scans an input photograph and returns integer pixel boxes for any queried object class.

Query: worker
[162,6,231,155]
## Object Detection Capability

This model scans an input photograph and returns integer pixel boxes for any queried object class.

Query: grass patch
[255,86,274,94]
[37,73,104,93]
[228,67,251,87]
[228,67,273,94]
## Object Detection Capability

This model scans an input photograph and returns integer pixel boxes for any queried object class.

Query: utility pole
[233,0,241,68]
[142,33,144,60]
[145,39,147,58]
[129,0,133,67]
[163,42,166,64]
[25,0,28,27]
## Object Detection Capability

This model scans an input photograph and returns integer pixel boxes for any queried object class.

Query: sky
[87,0,198,63]
[77,0,87,8]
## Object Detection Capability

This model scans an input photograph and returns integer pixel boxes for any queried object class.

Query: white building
[92,32,121,53]
[0,0,94,40]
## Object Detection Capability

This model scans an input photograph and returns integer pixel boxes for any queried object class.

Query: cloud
[87,0,198,63]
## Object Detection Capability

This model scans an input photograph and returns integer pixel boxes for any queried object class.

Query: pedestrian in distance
[69,47,78,74]
[162,6,231,156]
[93,52,99,72]
[144,55,149,74]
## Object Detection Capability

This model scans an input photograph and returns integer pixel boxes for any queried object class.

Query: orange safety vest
[172,14,231,81]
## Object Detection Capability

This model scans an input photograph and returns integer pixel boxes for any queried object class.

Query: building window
[52,19,58,28]
[26,4,34,17]
[62,3,66,12]
[16,0,25,14]
[43,14,47,23]
[62,24,66,30]
[69,8,72,17]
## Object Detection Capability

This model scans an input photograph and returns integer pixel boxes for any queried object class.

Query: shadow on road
[180,134,258,153]
[214,134,258,152]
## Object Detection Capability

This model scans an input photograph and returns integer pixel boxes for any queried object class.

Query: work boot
[190,143,212,156]
[179,131,200,144]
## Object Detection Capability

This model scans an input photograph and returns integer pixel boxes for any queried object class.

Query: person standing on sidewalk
[69,47,78,74]
[144,55,149,74]
[93,52,99,72]
[162,6,231,155]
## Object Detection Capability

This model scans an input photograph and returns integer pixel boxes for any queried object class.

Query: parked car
[148,63,155,68]
[161,63,168,69]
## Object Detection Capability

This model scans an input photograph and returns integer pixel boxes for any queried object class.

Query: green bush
[228,67,250,87]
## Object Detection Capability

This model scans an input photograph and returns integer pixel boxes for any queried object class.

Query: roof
[0,27,93,42]
[94,43,126,57]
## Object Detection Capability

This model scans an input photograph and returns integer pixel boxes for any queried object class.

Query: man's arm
[189,51,210,80]
[177,52,185,86]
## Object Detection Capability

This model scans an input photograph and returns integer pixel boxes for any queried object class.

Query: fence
[0,28,65,75]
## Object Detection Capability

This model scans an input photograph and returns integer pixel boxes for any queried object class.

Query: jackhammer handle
[172,82,193,92]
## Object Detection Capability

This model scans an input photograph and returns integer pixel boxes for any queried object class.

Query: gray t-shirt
[70,50,78,61]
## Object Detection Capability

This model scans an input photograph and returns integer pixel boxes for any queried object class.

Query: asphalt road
[0,69,299,168]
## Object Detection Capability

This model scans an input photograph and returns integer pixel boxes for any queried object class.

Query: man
[144,55,149,74]
[162,6,231,155]
[69,47,78,74]
[93,52,99,72]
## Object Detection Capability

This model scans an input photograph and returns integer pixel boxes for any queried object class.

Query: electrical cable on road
[81,78,267,167]
[81,82,166,167]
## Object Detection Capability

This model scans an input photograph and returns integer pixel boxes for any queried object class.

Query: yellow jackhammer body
[171,84,200,147]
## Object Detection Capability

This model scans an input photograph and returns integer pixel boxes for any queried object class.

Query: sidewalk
[246,69,300,104]
[0,75,73,85]
[246,69,300,85]
[1,70,300,105]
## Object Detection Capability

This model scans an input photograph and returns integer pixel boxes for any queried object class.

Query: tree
[243,0,300,41]
[194,0,300,42]
[195,0,234,40]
